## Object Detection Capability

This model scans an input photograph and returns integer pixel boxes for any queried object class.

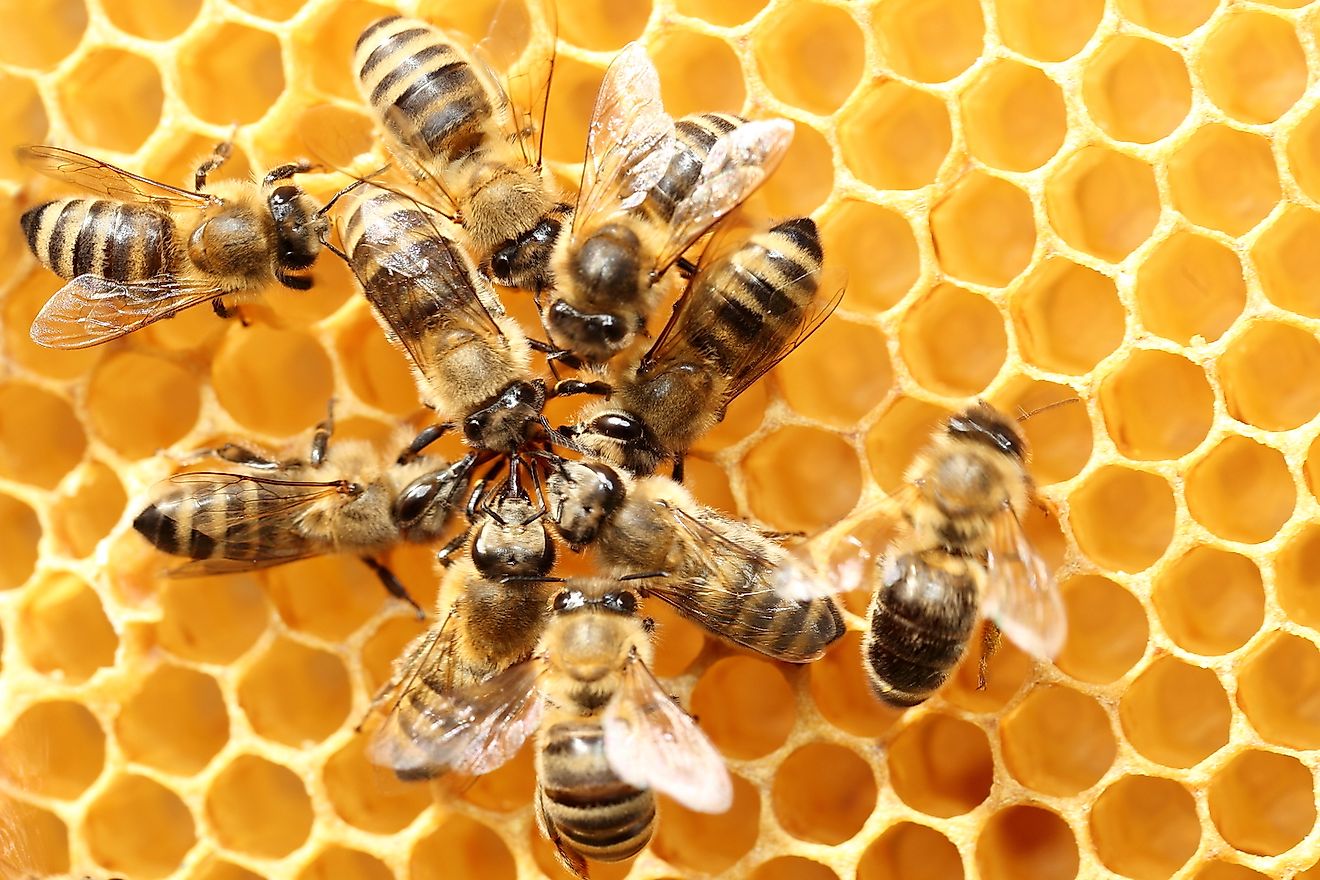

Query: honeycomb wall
[1,0,1319,878]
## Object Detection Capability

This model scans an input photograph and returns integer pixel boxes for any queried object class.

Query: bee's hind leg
[193,131,235,191]
[977,621,1002,691]
[360,556,425,620]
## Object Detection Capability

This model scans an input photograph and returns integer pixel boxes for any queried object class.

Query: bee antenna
[1016,397,1083,423]
[501,575,566,584]
[619,571,668,582]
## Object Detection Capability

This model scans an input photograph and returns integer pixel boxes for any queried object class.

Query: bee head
[571,411,665,477]
[392,458,474,538]
[267,185,324,270]
[545,460,625,547]
[471,495,555,580]
[545,298,630,362]
[946,403,1026,460]
[485,211,563,292]
[548,580,642,683]
[462,380,547,452]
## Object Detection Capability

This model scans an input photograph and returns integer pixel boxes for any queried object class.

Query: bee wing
[571,42,677,239]
[376,106,463,216]
[981,508,1068,661]
[18,145,215,209]
[602,653,732,814]
[471,0,558,168]
[30,274,230,349]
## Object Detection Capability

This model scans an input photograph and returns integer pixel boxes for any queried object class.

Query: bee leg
[262,159,316,187]
[527,338,585,371]
[396,423,451,464]
[211,298,251,327]
[675,256,699,279]
[309,401,335,467]
[208,443,285,470]
[360,556,425,619]
[977,621,1002,691]
[550,379,612,399]
[671,456,685,483]
[436,531,469,568]
[193,133,235,192]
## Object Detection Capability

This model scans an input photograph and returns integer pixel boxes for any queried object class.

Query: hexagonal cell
[1199,10,1307,124]
[1238,633,1320,750]
[238,637,351,746]
[461,739,537,814]
[691,657,795,759]
[158,573,269,663]
[298,847,393,880]
[87,353,201,459]
[992,380,1092,484]
[541,53,604,164]
[994,0,1102,61]
[0,795,69,876]
[873,0,985,83]
[651,774,759,875]
[773,743,876,844]
[265,556,394,642]
[1047,146,1161,263]
[900,284,1007,394]
[58,48,163,153]
[102,0,199,39]
[1153,547,1264,656]
[1091,776,1200,880]
[323,735,430,833]
[302,1,398,100]
[0,383,85,489]
[1135,229,1246,344]
[976,805,1079,880]
[337,313,421,415]
[961,60,1066,172]
[1116,0,1217,37]
[0,71,49,182]
[1121,656,1231,768]
[778,317,891,428]
[1069,466,1176,572]
[1083,36,1191,144]
[1057,575,1148,684]
[50,461,125,558]
[1278,525,1320,629]
[1289,105,1320,203]
[229,0,303,17]
[743,426,861,532]
[1001,685,1116,796]
[84,774,195,878]
[1012,258,1124,375]
[652,30,744,118]
[1169,125,1281,236]
[115,664,227,775]
[943,622,1035,713]
[930,172,1035,287]
[411,814,516,880]
[1209,750,1316,856]
[820,200,920,314]
[888,713,993,817]
[0,701,104,799]
[178,23,285,124]
[0,492,40,590]
[0,0,86,69]
[213,326,335,436]
[754,2,863,113]
[1254,206,1320,319]
[865,396,949,493]
[1220,321,1320,431]
[1099,350,1213,461]
[1186,436,1295,544]
[675,0,765,25]
[3,273,99,379]
[810,632,903,737]
[1193,865,1269,880]
[859,822,965,880]
[206,754,314,858]
[756,121,834,216]
[751,857,838,880]
[840,81,952,190]
[19,572,117,681]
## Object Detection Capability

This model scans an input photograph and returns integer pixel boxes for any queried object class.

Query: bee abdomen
[132,481,279,564]
[22,198,177,282]
[539,724,656,861]
[641,112,744,225]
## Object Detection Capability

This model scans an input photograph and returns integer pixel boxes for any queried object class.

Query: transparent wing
[377,105,463,216]
[471,0,558,168]
[30,274,229,349]
[982,508,1068,660]
[18,144,214,208]
[602,653,732,814]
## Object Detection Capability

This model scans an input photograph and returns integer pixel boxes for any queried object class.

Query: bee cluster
[16,4,1067,877]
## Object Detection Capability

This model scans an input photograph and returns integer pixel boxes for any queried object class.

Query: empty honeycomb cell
[0,383,85,489]
[1046,146,1161,263]
[411,815,516,880]
[51,461,126,558]
[821,200,920,314]
[1278,524,1320,629]
[115,664,228,775]
[303,1,397,100]
[193,859,266,880]
[84,774,195,878]
[858,822,964,880]
[961,60,1067,172]
[0,796,69,876]
[753,2,863,113]
[102,0,199,39]
[0,72,49,182]
[1012,258,1125,375]
[145,129,254,193]
[865,396,949,493]
[1121,656,1230,768]
[1186,436,1295,544]
[873,0,985,83]
[0,0,87,69]
[840,81,952,190]
[323,735,430,833]
[690,656,795,759]
[751,856,838,880]
[888,713,993,817]
[1193,865,1268,880]
[558,0,649,49]
[994,0,1102,61]
[684,455,737,514]
[1289,105,1320,203]
[1198,11,1308,125]
[207,755,314,857]
[18,572,117,681]
[86,352,202,458]
[58,48,163,153]
[338,313,425,415]
[1209,750,1316,856]
[773,743,877,844]
[3,274,101,379]
[931,173,1035,287]
[0,493,40,590]
[1169,125,1282,236]
[1057,575,1148,683]
[809,631,903,738]
[674,0,765,25]
[777,317,892,428]
[0,700,104,799]
[229,0,304,20]
[178,23,285,124]
[1135,229,1246,344]
[647,601,706,677]
[1153,547,1264,656]
[1083,37,1192,144]
[265,557,394,642]
[1220,320,1320,431]
[1253,206,1320,319]
[1001,685,1117,796]
[996,380,1093,484]
[757,122,834,216]
[362,615,428,694]
[238,636,351,746]
[943,624,1034,713]
[541,53,602,164]
[212,326,335,436]
[743,426,861,533]
[1069,466,1175,572]
[1237,633,1320,749]
[1099,350,1213,460]
[299,847,393,880]
[652,774,759,874]
[652,31,744,118]
[157,574,269,664]
[900,284,1008,394]
[1091,775,1201,880]
[461,742,537,812]
[976,805,1079,880]
[1115,0,1217,37]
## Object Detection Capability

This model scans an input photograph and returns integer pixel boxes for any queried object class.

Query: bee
[353,8,570,291]
[438,456,556,581]
[544,459,845,663]
[339,183,548,453]
[560,216,837,478]
[19,142,328,348]
[131,408,474,613]
[545,42,794,362]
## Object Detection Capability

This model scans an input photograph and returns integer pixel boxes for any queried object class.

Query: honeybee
[560,216,837,478]
[132,409,474,613]
[339,183,548,453]
[546,42,794,362]
[353,7,569,291]
[438,456,556,581]
[544,459,845,663]
[19,143,328,348]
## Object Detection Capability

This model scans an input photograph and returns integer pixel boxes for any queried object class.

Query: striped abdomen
[132,479,310,565]
[538,723,656,862]
[637,112,744,227]
[864,550,980,707]
[21,199,179,282]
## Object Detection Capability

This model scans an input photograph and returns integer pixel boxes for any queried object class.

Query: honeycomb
[1,0,1319,877]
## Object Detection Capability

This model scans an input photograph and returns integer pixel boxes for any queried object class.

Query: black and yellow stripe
[637,112,745,226]
[21,198,178,282]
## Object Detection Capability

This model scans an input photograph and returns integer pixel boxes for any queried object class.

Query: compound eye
[462,414,486,442]
[393,478,437,524]
[604,590,637,614]
[553,590,586,612]
[515,383,538,405]
[592,414,643,443]
[593,312,626,344]
[489,247,514,279]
